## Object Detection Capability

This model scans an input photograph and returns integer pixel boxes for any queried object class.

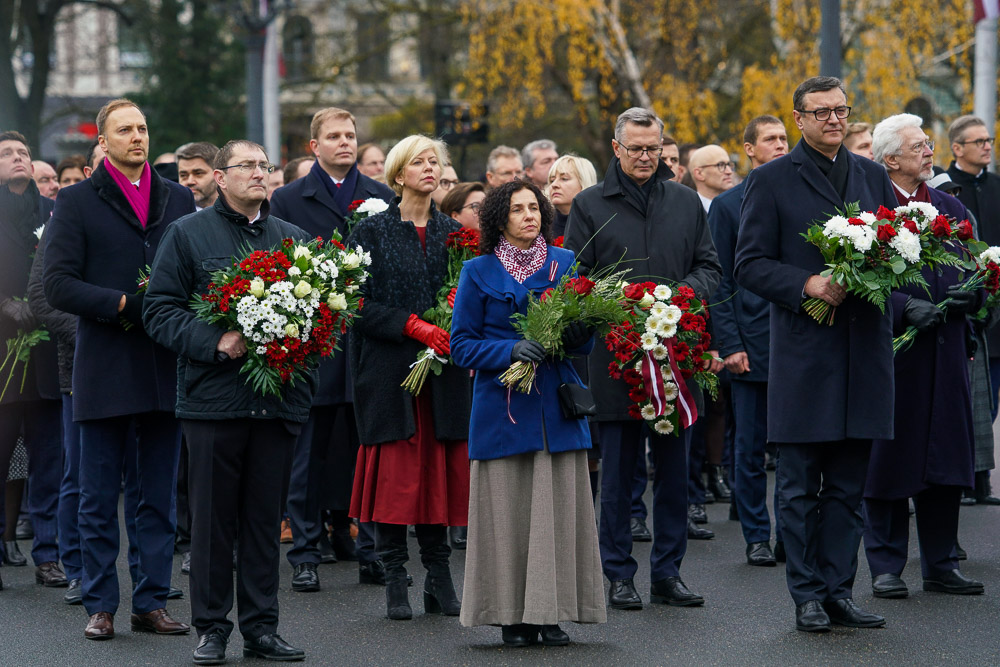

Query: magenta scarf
[104,159,152,228]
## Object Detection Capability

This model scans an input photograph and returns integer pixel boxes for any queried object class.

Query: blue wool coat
[865,187,977,499]
[43,162,195,421]
[450,247,594,461]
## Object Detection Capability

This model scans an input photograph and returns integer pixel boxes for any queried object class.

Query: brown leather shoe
[35,561,68,587]
[85,612,115,640]
[130,608,191,634]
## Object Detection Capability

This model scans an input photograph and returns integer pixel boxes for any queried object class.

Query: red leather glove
[403,314,450,355]
[446,287,457,308]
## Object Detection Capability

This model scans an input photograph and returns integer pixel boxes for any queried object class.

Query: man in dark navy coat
[0,131,64,590]
[708,115,787,567]
[862,113,984,599]
[270,107,394,591]
[44,99,194,640]
[734,77,897,633]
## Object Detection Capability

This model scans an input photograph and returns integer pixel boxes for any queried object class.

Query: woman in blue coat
[450,180,607,648]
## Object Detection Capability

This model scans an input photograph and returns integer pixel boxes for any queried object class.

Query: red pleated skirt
[349,393,470,526]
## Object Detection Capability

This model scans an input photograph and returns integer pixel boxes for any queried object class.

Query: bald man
[33,160,60,199]
[689,145,734,212]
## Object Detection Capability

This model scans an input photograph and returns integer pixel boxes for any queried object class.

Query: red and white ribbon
[665,338,698,429]
[640,351,668,416]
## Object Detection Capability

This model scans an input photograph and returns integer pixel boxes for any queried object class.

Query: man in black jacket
[270,107,394,591]
[565,107,721,611]
[144,140,314,665]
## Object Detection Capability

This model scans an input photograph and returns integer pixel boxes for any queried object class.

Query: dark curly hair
[478,179,554,254]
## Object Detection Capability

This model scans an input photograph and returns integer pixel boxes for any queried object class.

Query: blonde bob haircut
[384,135,450,196]
[547,154,598,192]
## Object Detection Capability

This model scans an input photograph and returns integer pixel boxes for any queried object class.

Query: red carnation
[553,235,565,248]
[348,200,365,212]
[957,220,974,241]
[876,223,897,241]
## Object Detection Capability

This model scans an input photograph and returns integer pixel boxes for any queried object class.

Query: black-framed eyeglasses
[700,161,734,172]
[219,161,275,174]
[622,145,664,158]
[438,179,459,189]
[796,106,852,121]
[459,201,482,213]
[957,137,995,148]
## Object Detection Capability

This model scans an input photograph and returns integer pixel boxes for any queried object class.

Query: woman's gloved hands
[944,286,978,314]
[403,314,450,355]
[510,340,545,363]
[902,296,944,332]
[561,320,594,350]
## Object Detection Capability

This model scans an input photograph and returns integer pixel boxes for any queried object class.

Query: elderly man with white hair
[862,113,984,601]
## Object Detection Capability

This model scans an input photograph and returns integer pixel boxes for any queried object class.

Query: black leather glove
[120,293,145,328]
[902,296,944,332]
[0,298,38,331]
[510,339,546,363]
[561,320,595,350]
[944,286,978,314]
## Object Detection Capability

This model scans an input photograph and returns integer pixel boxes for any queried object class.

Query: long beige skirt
[459,448,607,627]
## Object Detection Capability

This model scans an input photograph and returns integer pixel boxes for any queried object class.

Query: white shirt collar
[697,191,713,214]
[891,181,919,200]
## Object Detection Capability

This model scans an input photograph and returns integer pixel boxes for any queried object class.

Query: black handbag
[557,382,597,419]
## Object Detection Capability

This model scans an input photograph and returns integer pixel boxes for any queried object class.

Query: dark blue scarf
[310,160,360,216]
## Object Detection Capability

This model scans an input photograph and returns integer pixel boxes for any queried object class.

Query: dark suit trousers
[776,439,870,605]
[58,395,83,580]
[78,412,180,616]
[731,381,774,544]
[0,400,62,565]
[174,437,191,553]
[687,418,708,503]
[600,421,688,582]
[630,438,648,520]
[183,418,296,640]
[863,486,961,579]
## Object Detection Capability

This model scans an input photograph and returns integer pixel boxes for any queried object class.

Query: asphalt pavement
[2,433,1000,666]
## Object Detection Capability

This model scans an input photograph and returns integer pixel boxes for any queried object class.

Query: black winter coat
[270,165,394,405]
[27,233,76,394]
[43,163,194,420]
[143,197,316,423]
[564,159,722,421]
[346,199,471,445]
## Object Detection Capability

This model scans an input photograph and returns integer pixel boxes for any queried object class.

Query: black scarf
[310,160,359,216]
[616,160,657,212]
[801,140,849,200]
[0,179,42,244]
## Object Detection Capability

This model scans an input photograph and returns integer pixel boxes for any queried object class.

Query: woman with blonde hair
[546,155,597,236]
[348,135,471,621]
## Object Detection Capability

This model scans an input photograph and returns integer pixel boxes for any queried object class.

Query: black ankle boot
[707,465,732,502]
[376,523,412,620]
[385,578,412,620]
[417,525,461,615]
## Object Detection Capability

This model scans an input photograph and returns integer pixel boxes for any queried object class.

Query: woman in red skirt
[347,134,471,620]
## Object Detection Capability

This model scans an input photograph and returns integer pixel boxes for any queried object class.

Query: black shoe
[167,586,184,600]
[973,471,1000,505]
[630,517,652,542]
[923,569,985,595]
[795,600,831,632]
[291,562,320,593]
[501,624,538,647]
[181,551,191,575]
[707,465,731,502]
[193,630,228,665]
[540,624,569,646]
[3,540,27,566]
[243,633,305,661]
[688,503,708,524]
[823,598,885,628]
[687,518,714,540]
[317,532,337,564]
[449,526,468,550]
[331,528,358,561]
[746,542,776,566]
[872,573,908,599]
[608,578,642,610]
[774,540,786,563]
[955,542,968,561]
[960,492,976,506]
[359,559,386,585]
[424,569,461,616]
[15,518,33,541]
[704,489,716,504]
[650,576,704,606]
[64,578,83,605]
[386,578,413,620]
[976,494,1000,505]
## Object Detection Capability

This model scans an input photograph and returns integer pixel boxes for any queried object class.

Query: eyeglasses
[907,140,935,153]
[698,161,734,172]
[957,137,995,148]
[622,145,664,158]
[438,179,458,189]
[797,106,852,121]
[219,161,275,174]
[459,202,482,213]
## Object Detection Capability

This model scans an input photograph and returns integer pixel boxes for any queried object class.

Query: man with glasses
[735,76,897,633]
[270,107,394,594]
[484,145,523,189]
[565,107,721,612]
[432,163,459,207]
[689,145,735,212]
[145,140,315,664]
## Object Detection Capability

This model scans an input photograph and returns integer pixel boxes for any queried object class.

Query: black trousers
[183,418,297,640]
[174,437,191,553]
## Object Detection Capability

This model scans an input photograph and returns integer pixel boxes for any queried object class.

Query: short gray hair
[948,114,986,147]
[486,145,521,174]
[614,108,664,143]
[872,113,923,166]
[521,139,557,169]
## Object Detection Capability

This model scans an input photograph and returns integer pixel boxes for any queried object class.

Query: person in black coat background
[44,100,194,640]
[735,77,897,633]
[0,131,63,591]
[269,107,394,591]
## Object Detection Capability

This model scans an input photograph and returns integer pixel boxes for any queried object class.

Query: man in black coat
[44,100,194,640]
[708,116,788,567]
[0,131,64,591]
[145,140,315,665]
[565,107,721,611]
[734,76,897,632]
[270,107,395,591]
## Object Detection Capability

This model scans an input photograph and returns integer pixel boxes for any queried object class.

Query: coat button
[938,336,945,345]
[251,410,256,416]
[261,409,268,415]
[144,241,150,248]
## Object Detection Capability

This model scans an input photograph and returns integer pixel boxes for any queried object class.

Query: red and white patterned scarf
[495,235,548,283]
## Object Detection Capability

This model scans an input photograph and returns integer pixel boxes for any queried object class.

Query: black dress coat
[564,159,722,421]
[27,232,76,394]
[346,199,471,445]
[707,180,769,383]
[270,165,394,405]
[43,162,195,421]
[734,141,898,444]
[865,188,976,499]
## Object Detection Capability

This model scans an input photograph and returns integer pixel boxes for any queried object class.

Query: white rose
[249,278,266,298]
[284,323,300,338]
[293,280,312,299]
[288,266,301,277]
[639,293,655,307]
[342,252,361,270]
[327,292,348,311]
[293,246,312,261]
